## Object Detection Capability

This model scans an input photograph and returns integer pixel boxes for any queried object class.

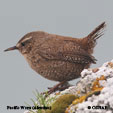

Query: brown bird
[4,22,106,93]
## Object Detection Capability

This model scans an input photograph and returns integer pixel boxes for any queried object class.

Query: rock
[48,59,113,113]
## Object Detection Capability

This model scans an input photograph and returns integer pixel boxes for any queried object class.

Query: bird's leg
[47,81,66,94]
[46,81,72,94]
[58,82,73,91]
[47,87,52,89]
[41,81,66,95]
[47,81,66,89]
[48,81,72,89]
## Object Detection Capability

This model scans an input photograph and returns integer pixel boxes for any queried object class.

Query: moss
[45,94,76,113]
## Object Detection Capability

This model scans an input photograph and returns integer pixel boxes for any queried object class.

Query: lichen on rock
[65,59,113,113]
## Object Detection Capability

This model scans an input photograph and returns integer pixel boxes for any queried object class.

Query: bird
[4,22,106,94]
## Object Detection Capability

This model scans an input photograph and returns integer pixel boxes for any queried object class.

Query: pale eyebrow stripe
[16,36,32,47]
[21,36,32,43]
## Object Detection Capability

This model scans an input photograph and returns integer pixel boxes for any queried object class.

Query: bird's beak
[4,46,18,52]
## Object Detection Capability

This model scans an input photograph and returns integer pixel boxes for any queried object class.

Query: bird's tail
[83,22,106,54]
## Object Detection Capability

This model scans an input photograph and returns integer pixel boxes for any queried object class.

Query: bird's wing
[37,39,97,64]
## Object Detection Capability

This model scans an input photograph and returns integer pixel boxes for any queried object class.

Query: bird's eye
[21,42,25,46]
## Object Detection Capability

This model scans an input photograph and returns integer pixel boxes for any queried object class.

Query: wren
[4,22,106,93]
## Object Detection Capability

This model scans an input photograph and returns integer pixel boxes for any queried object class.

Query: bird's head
[4,33,33,55]
[4,31,48,55]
